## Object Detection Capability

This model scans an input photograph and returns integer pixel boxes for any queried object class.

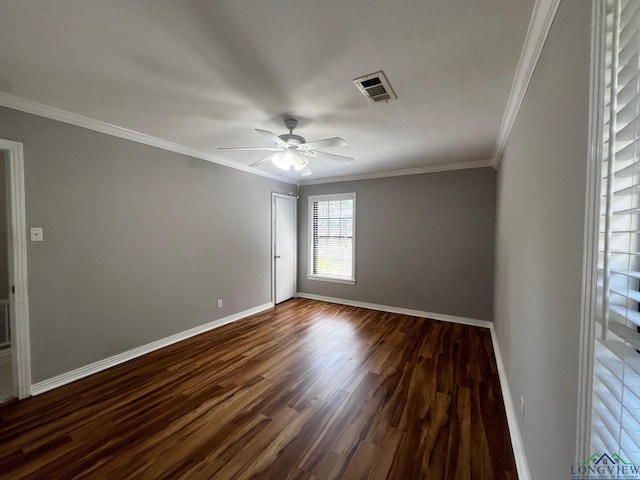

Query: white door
[273,194,296,304]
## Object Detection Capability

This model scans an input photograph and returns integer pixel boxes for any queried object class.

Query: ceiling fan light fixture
[220,118,353,175]
[293,155,310,171]
[282,150,297,169]
[271,152,287,170]
[271,149,299,170]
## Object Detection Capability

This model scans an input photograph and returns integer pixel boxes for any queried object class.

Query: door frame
[0,139,31,399]
[271,193,297,305]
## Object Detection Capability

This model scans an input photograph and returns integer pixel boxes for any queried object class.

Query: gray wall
[298,168,496,321]
[493,0,591,477]
[0,106,294,382]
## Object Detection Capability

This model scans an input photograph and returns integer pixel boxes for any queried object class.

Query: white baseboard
[28,294,531,480]
[31,302,274,396]
[490,325,531,480]
[297,292,528,477]
[295,292,491,329]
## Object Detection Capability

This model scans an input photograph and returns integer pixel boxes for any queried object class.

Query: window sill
[307,275,356,285]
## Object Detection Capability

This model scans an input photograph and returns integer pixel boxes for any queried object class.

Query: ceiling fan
[219,118,353,176]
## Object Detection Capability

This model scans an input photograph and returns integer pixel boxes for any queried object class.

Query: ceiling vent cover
[353,71,397,104]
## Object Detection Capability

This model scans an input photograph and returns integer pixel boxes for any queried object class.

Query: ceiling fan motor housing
[284,118,298,131]
[280,119,304,145]
[279,134,305,146]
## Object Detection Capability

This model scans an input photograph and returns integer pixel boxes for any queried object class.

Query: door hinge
[12,286,15,294]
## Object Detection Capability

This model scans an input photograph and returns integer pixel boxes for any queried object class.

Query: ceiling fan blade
[249,152,280,167]
[255,129,289,148]
[309,151,354,164]
[299,137,348,150]
[219,147,281,152]
[300,165,313,176]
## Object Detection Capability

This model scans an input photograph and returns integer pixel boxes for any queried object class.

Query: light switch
[30,227,43,242]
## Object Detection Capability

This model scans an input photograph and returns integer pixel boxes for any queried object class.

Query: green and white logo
[570,453,640,480]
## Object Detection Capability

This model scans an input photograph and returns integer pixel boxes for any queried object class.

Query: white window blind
[592,0,640,463]
[308,193,355,284]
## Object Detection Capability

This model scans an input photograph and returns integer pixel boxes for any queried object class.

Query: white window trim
[307,192,356,285]
[579,0,640,463]
[576,0,604,463]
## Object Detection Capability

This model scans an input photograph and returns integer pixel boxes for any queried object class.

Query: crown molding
[298,158,494,186]
[1,93,490,187]
[0,93,296,185]
[492,0,562,169]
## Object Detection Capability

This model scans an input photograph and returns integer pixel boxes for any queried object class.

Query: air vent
[353,71,397,104]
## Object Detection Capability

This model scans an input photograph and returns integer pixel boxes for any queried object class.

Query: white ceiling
[0,0,534,182]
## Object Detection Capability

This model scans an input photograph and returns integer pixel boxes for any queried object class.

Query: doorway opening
[0,151,11,402]
[0,139,31,401]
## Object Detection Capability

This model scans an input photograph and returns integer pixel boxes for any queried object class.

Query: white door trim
[272,193,297,304]
[0,139,31,399]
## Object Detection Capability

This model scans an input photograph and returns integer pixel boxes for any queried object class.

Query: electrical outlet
[217,299,223,309]
[520,397,525,421]
[30,227,43,242]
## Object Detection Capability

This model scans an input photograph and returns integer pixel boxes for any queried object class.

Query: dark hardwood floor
[0,299,517,479]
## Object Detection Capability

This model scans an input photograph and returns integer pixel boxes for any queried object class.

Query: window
[308,193,356,284]
[591,0,640,462]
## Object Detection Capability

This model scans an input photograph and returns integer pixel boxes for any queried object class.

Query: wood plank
[0,298,517,479]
